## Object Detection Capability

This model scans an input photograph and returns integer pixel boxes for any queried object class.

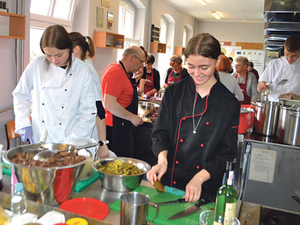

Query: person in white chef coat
[257,35,300,101]
[69,31,109,159]
[13,25,97,143]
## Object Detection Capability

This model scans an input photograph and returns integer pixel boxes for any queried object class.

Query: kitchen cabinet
[94,31,124,49]
[175,46,185,55]
[150,41,166,53]
[0,11,25,39]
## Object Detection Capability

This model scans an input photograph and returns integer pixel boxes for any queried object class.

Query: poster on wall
[107,10,113,29]
[221,46,242,59]
[96,7,104,28]
[102,0,111,8]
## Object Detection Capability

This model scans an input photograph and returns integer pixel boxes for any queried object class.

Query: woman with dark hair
[137,54,161,98]
[147,33,240,202]
[69,31,109,159]
[163,55,190,88]
[13,25,97,143]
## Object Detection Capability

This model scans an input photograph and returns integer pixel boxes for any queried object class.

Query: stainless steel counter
[0,174,153,224]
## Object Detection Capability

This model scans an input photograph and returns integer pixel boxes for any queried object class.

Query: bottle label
[213,222,222,225]
[224,202,237,225]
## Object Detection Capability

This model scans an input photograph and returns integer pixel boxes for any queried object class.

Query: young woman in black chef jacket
[147,33,240,202]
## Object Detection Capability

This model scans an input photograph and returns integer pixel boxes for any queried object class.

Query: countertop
[0,174,154,225]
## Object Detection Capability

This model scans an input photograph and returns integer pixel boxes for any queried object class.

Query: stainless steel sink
[239,201,300,225]
[259,206,300,225]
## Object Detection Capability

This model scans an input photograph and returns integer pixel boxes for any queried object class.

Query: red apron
[236,72,251,104]
[144,69,155,97]
[166,68,182,86]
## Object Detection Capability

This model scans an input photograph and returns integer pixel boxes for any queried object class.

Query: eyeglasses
[134,55,145,65]
[234,64,243,67]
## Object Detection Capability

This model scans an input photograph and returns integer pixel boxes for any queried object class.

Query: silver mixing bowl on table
[3,143,93,205]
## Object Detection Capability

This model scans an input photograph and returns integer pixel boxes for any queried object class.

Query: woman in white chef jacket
[13,25,97,143]
[69,31,110,159]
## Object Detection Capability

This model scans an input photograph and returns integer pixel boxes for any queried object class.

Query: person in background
[248,61,259,82]
[232,56,258,104]
[163,55,189,88]
[101,46,144,157]
[257,35,300,102]
[147,33,240,202]
[69,31,109,158]
[138,54,160,98]
[228,57,234,74]
[13,25,96,143]
[134,46,148,95]
[216,55,244,101]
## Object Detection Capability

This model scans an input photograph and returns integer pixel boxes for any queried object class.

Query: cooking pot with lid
[252,101,280,136]
[277,104,300,146]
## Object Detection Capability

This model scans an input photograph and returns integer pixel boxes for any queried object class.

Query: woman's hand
[184,169,210,202]
[146,150,168,185]
[97,145,110,159]
[146,163,167,185]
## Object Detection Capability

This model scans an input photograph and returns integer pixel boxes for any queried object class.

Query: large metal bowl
[92,157,151,192]
[3,143,92,205]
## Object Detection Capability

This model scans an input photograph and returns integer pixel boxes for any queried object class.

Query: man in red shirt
[101,46,144,157]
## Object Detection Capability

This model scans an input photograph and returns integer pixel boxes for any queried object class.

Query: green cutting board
[110,186,215,225]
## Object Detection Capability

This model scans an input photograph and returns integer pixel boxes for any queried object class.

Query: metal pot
[92,157,151,192]
[3,143,92,205]
[277,105,300,146]
[252,101,280,136]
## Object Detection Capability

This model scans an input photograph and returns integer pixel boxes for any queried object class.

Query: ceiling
[166,0,265,23]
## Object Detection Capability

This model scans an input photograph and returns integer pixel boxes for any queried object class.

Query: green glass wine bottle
[214,161,237,225]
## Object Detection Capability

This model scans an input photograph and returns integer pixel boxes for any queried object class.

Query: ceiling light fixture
[210,11,221,20]
[197,0,207,6]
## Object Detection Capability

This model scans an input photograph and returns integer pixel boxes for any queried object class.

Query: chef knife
[167,197,213,220]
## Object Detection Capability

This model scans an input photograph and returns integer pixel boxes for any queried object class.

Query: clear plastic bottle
[10,183,27,220]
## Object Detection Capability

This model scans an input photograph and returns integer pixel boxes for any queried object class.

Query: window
[30,0,77,61]
[119,1,135,39]
[182,27,187,47]
[160,18,167,43]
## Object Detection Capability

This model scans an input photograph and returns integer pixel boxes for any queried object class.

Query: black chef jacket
[151,76,240,196]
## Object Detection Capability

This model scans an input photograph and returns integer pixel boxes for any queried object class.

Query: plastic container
[238,104,254,134]
[11,183,27,221]
[66,218,88,225]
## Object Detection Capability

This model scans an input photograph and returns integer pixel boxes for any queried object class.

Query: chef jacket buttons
[42,103,44,105]
[200,144,204,147]
[42,120,44,123]
[59,123,62,125]
[65,89,67,91]
[180,139,183,142]
[196,166,200,169]
[70,73,72,76]
[175,161,179,164]
[206,121,209,125]
[173,181,176,184]
[62,106,64,109]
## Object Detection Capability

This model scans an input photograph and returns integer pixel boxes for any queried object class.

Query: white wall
[196,21,264,45]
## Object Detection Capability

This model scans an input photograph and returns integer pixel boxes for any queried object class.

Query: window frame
[160,17,167,43]
[119,0,135,39]
[30,0,78,28]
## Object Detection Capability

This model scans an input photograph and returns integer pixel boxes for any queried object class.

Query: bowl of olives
[92,157,151,192]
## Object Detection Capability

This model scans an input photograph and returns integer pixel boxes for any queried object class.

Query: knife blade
[167,197,213,220]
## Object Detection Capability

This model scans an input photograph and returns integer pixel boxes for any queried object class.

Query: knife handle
[195,197,213,207]
[157,198,186,206]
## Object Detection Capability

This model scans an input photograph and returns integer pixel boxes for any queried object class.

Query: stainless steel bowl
[92,157,151,192]
[3,143,92,205]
